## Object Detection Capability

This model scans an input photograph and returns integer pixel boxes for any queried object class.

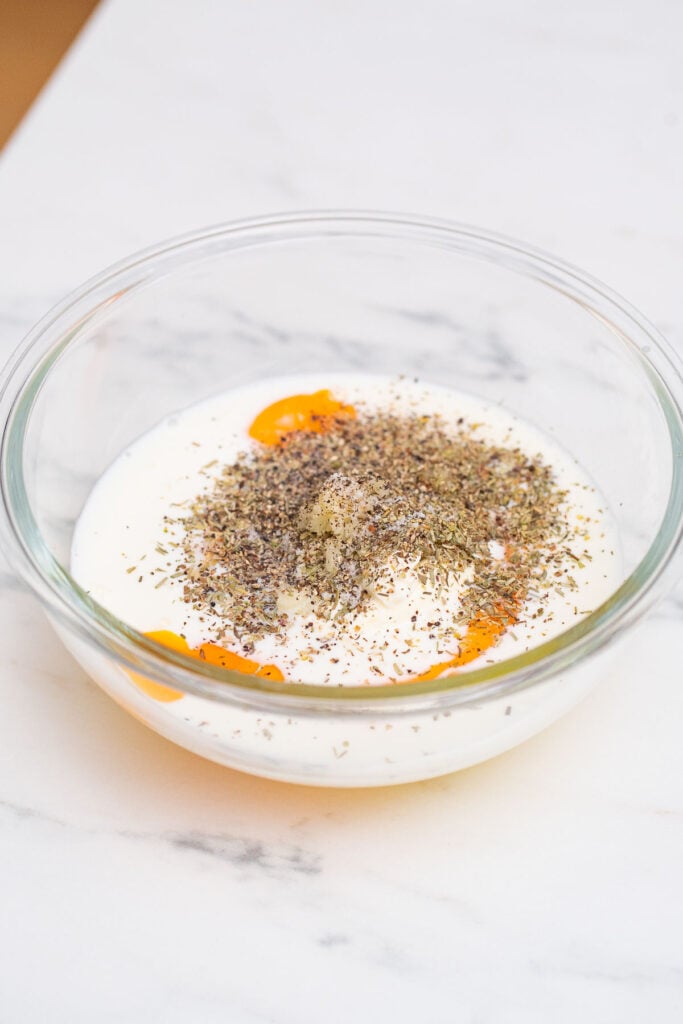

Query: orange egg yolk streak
[405,608,516,683]
[132,631,284,702]
[136,608,513,700]
[248,389,356,445]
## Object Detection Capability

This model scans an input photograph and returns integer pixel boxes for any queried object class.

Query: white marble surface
[1,1,682,1020]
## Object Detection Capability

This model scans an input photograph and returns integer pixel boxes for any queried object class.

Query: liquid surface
[71,375,619,687]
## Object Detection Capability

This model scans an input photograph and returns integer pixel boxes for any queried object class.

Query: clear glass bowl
[1,212,681,786]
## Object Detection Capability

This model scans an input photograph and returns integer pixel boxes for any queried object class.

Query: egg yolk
[137,611,512,696]
[405,608,516,684]
[131,631,284,702]
[248,389,356,446]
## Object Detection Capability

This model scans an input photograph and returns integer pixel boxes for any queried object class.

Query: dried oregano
[166,405,585,648]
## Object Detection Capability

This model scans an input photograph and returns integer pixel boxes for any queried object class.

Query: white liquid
[71,375,619,686]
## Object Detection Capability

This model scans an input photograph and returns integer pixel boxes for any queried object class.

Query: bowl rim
[1,209,682,711]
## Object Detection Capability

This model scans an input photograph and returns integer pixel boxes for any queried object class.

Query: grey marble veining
[0,0,682,1021]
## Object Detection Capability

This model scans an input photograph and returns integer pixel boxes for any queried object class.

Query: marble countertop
[1,1,682,1020]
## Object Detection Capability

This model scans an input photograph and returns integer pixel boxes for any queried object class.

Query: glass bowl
[1,212,681,787]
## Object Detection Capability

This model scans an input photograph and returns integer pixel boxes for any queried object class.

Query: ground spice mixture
[166,404,587,656]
